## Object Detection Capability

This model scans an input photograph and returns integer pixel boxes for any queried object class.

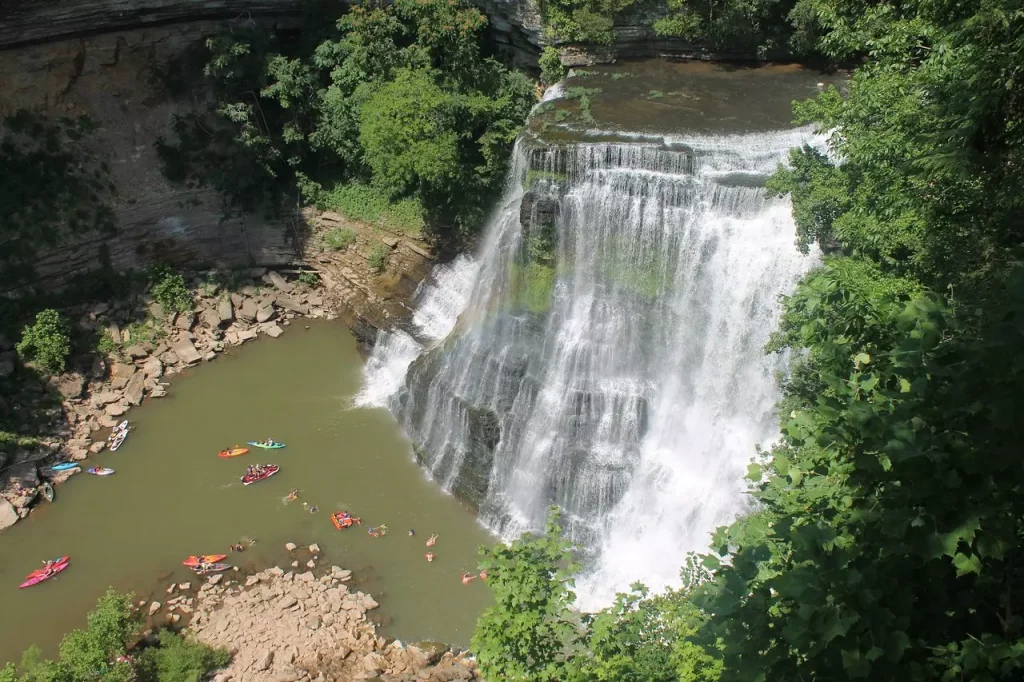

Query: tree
[16,309,71,375]
[472,506,581,681]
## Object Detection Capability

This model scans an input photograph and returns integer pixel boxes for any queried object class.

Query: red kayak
[182,554,228,567]
[20,557,70,588]
[241,465,279,486]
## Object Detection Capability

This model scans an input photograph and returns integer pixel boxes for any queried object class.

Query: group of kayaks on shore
[44,420,129,479]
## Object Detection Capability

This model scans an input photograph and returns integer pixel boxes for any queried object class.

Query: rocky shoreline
[0,267,334,531]
[140,545,479,682]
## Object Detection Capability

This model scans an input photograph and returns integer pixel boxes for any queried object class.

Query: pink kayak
[20,557,70,588]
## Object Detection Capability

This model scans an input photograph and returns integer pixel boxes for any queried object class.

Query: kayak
[87,467,115,476]
[19,557,71,588]
[218,447,250,458]
[50,462,79,472]
[114,420,129,432]
[331,512,361,530]
[247,441,286,449]
[241,465,279,485]
[109,430,127,451]
[191,562,231,574]
[182,554,227,567]
[41,482,54,502]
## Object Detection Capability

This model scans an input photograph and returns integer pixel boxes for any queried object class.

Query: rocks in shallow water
[285,542,297,551]
[0,498,19,530]
[308,543,321,554]
[265,325,284,339]
[171,339,202,365]
[150,384,168,398]
[238,329,258,342]
[208,574,223,585]
[148,601,162,615]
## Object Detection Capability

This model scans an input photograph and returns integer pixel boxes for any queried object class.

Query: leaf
[952,552,983,577]
[746,463,763,481]
[854,352,871,366]
[899,377,912,393]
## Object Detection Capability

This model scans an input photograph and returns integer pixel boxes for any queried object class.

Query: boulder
[273,666,303,682]
[267,271,293,292]
[208,574,223,585]
[308,543,321,554]
[92,390,121,406]
[0,498,18,531]
[237,329,258,342]
[148,302,165,319]
[275,297,309,315]
[230,293,244,308]
[89,441,106,454]
[112,363,137,380]
[238,300,258,322]
[257,649,275,671]
[199,307,221,329]
[256,306,276,323]
[148,601,162,615]
[173,312,195,330]
[124,371,146,406]
[217,298,234,323]
[69,447,89,461]
[286,542,297,551]
[382,236,399,248]
[51,373,85,399]
[6,462,40,488]
[265,325,284,339]
[142,356,163,378]
[105,401,129,416]
[178,582,191,590]
[278,595,298,610]
[171,339,202,365]
[126,344,149,359]
[150,385,168,398]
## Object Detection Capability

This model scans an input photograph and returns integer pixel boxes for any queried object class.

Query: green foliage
[525,169,569,190]
[16,309,72,375]
[541,0,639,44]
[158,0,534,246]
[3,590,230,682]
[367,244,390,273]
[652,0,799,56]
[539,47,567,85]
[0,111,116,287]
[473,506,581,681]
[322,227,357,251]
[136,630,231,682]
[148,267,193,315]
[648,90,664,99]
[297,270,321,287]
[311,183,424,236]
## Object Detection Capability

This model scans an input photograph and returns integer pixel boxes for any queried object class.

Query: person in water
[408,529,415,536]
[479,570,488,580]
[425,552,435,562]
[379,524,388,536]
[426,534,438,547]
[368,527,379,537]
[461,572,477,585]
[309,505,318,514]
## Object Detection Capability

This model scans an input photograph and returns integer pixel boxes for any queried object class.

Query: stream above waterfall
[360,61,838,609]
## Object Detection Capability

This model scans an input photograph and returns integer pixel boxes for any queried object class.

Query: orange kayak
[182,554,228,567]
[218,447,249,458]
[331,512,360,530]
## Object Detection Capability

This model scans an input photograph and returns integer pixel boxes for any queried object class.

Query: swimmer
[309,505,318,514]
[479,570,488,580]
[426,534,438,547]
[425,552,435,562]
[408,529,415,537]
[461,572,477,585]
[285,489,299,502]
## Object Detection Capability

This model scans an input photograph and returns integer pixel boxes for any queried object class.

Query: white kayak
[87,467,115,476]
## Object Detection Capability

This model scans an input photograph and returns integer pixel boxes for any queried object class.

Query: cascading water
[361,127,820,607]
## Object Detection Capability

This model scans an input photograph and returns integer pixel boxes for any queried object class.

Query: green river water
[0,321,494,665]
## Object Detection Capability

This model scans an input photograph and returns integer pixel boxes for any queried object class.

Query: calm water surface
[0,321,493,664]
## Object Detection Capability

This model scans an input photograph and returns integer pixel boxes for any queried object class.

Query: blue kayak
[247,441,286,449]
[50,462,79,472]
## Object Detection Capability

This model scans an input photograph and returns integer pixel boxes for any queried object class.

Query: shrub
[649,90,664,99]
[297,270,321,287]
[136,630,231,682]
[149,267,193,314]
[368,244,390,273]
[539,47,566,85]
[317,184,424,237]
[16,309,72,375]
[323,227,357,251]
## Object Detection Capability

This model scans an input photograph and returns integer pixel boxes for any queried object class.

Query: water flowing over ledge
[360,128,821,608]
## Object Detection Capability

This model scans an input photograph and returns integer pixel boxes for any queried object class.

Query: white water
[361,129,819,607]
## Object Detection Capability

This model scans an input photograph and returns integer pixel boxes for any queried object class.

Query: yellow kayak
[218,447,250,458]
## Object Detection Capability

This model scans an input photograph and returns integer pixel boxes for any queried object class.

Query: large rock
[256,306,276,323]
[173,312,195,330]
[171,339,202,365]
[275,296,309,315]
[105,401,129,416]
[238,299,258,322]
[0,498,18,531]
[265,325,284,338]
[142,356,163,378]
[237,329,258,342]
[256,649,274,671]
[51,373,85,399]
[112,363,137,380]
[217,298,234,323]
[199,307,221,329]
[126,344,150,359]
[267,270,293,292]
[148,601,162,615]
[124,370,146,406]
[5,462,40,488]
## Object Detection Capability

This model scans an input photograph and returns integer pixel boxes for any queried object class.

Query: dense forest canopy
[475,1,1024,681]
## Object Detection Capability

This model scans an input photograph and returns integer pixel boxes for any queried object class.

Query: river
[0,321,494,665]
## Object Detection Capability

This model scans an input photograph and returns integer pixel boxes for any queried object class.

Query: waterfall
[361,129,820,607]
